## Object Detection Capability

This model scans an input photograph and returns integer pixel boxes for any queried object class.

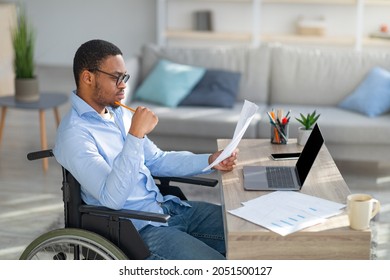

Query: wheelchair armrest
[27,149,54,160]
[79,205,170,223]
[153,176,218,188]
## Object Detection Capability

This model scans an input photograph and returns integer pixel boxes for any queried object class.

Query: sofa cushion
[270,45,390,106]
[134,59,205,107]
[139,44,271,103]
[338,67,390,117]
[179,69,241,108]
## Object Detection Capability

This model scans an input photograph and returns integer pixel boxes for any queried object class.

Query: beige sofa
[125,43,390,162]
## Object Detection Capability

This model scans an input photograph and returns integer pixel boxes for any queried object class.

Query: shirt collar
[71,90,97,117]
[71,90,123,119]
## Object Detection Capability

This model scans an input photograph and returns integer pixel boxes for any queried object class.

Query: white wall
[4,0,157,66]
[5,0,390,66]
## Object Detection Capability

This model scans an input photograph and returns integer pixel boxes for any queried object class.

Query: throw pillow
[338,67,390,117]
[134,59,206,107]
[179,69,241,108]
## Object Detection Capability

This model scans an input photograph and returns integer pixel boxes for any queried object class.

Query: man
[53,39,238,260]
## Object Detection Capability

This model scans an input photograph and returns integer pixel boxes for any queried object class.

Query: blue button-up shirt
[53,91,212,230]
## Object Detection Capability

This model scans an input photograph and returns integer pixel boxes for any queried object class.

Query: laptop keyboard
[266,167,295,188]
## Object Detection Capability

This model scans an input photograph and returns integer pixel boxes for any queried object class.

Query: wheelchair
[19,149,218,260]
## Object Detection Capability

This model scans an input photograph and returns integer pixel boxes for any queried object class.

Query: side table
[0,93,69,172]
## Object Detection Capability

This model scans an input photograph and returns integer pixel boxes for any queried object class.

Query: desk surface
[218,139,371,260]
[0,93,68,110]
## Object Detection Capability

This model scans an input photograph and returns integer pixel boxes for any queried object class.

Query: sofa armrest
[124,55,141,104]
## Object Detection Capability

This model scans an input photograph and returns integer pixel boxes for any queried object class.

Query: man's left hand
[209,148,239,172]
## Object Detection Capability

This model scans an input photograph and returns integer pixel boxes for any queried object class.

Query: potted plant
[12,6,39,102]
[295,110,320,145]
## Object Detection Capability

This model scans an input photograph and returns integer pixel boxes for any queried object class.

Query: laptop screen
[296,124,324,185]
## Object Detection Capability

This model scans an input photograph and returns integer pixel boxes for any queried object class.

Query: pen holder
[270,124,289,144]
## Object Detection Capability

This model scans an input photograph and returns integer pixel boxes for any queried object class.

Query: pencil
[115,101,136,113]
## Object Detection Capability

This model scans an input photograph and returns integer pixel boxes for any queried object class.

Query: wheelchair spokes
[20,228,127,260]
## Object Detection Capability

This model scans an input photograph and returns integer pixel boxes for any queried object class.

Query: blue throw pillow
[338,67,390,117]
[134,59,205,107]
[179,69,241,108]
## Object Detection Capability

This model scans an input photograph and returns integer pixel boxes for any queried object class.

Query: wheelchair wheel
[19,228,128,260]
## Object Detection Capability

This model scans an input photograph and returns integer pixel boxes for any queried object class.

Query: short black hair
[73,39,123,88]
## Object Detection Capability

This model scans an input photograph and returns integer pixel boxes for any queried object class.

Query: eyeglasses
[90,68,130,86]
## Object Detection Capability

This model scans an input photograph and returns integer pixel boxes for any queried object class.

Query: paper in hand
[202,100,259,171]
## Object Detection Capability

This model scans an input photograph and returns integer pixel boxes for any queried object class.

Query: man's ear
[81,70,93,85]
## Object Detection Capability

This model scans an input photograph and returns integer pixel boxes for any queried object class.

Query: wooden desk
[0,93,68,172]
[218,139,372,260]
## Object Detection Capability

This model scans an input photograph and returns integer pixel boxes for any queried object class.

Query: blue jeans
[139,200,226,260]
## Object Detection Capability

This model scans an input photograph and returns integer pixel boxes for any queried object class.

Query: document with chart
[229,191,345,236]
[203,100,259,171]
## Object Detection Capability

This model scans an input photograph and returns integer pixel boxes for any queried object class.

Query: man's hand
[209,148,239,172]
[129,106,158,138]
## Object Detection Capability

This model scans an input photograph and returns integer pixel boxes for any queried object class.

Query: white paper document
[202,100,259,171]
[229,191,345,236]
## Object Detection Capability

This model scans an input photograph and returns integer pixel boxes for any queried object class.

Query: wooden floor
[0,65,389,260]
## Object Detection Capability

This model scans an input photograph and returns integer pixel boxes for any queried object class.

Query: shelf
[165,30,361,46]
[365,0,390,5]
[263,0,390,6]
[165,30,252,42]
[262,34,355,45]
[167,0,359,3]
[167,0,253,2]
[263,0,356,4]
[363,36,390,46]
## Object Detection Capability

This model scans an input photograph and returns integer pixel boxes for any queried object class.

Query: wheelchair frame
[20,149,218,260]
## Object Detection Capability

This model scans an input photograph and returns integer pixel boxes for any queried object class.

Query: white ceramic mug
[347,193,380,230]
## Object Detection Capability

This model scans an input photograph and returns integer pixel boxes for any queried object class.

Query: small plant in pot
[12,6,39,102]
[295,110,320,146]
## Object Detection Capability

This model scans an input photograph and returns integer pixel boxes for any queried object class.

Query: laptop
[243,123,324,191]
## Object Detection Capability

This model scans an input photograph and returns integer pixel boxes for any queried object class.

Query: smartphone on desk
[270,152,301,161]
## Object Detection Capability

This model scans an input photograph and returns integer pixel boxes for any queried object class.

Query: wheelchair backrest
[62,167,83,228]
[61,167,151,259]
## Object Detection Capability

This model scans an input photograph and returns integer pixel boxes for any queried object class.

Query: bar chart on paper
[229,191,345,236]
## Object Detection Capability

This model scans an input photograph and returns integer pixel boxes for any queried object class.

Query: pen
[115,101,136,113]
[267,112,288,142]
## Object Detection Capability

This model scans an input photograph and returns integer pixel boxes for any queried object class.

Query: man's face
[92,55,127,109]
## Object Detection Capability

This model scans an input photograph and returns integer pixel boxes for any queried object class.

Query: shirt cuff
[122,134,145,158]
[200,153,214,174]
